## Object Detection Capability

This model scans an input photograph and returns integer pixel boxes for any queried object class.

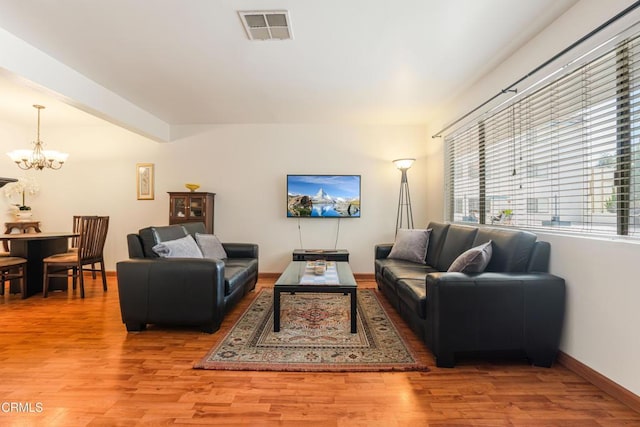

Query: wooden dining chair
[0,256,27,299]
[43,216,109,298]
[70,215,96,278]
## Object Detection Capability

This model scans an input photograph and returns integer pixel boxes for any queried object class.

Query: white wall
[1,121,428,275]
[426,0,640,396]
[539,232,640,394]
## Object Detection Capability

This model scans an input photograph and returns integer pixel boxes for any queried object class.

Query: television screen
[287,175,361,218]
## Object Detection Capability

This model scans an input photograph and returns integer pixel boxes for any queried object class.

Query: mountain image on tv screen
[287,175,361,218]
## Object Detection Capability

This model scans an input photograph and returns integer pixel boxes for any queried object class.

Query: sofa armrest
[375,244,394,259]
[116,258,226,331]
[223,243,259,259]
[425,272,565,367]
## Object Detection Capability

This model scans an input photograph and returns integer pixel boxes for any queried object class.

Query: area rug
[194,289,429,372]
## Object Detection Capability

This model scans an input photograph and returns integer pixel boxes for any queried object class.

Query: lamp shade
[44,151,69,162]
[7,150,32,162]
[393,158,415,170]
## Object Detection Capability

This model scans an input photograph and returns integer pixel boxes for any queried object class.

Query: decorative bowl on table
[313,260,327,275]
[185,183,200,192]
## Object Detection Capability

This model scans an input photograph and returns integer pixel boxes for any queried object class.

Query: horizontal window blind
[445,31,640,238]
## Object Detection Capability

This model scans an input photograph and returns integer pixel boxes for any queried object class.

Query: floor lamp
[394,158,415,235]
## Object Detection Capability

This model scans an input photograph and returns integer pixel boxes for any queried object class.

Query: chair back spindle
[71,215,82,249]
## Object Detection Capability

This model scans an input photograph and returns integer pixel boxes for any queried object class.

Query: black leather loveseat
[116,222,258,333]
[375,221,565,368]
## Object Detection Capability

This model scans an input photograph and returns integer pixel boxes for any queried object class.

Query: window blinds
[445,32,640,238]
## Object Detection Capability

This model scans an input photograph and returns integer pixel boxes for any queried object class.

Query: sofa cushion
[435,224,479,271]
[381,259,438,283]
[425,222,450,267]
[447,240,492,273]
[223,258,258,295]
[388,228,431,264]
[224,258,258,275]
[473,228,537,272]
[181,222,207,237]
[152,235,204,258]
[224,265,248,296]
[396,279,427,319]
[139,225,188,258]
[196,233,228,259]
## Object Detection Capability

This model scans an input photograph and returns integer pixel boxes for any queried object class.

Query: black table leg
[274,288,281,332]
[350,288,357,333]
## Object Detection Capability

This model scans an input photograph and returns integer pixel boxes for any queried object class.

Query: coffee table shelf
[274,261,357,333]
[292,249,349,262]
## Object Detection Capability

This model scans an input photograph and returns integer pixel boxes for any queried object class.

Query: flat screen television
[287,174,361,218]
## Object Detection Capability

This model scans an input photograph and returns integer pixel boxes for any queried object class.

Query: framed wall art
[136,163,155,200]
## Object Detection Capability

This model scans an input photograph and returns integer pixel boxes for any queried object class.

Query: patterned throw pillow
[152,234,204,258]
[447,240,493,273]
[195,233,228,260]
[388,228,431,264]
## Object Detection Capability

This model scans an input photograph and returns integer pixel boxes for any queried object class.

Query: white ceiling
[0,0,580,131]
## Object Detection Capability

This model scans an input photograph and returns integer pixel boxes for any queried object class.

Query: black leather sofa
[116,222,258,333]
[375,221,565,368]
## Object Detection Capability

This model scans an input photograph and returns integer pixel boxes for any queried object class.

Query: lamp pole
[393,158,415,235]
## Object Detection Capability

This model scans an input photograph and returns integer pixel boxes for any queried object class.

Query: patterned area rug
[194,289,429,372]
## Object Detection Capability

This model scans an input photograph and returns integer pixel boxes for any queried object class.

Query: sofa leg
[528,351,557,368]
[435,352,456,368]
[200,321,221,334]
[125,322,146,332]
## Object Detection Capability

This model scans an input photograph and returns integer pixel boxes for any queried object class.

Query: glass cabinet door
[172,196,187,218]
[189,196,204,218]
[168,192,214,233]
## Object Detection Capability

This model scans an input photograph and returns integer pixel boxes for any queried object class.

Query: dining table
[1,231,79,298]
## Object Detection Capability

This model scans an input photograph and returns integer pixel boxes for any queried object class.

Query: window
[527,197,550,213]
[445,32,640,238]
[446,124,480,223]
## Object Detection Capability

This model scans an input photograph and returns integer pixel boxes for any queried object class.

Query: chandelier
[7,105,68,170]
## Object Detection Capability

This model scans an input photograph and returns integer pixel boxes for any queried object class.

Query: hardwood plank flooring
[0,276,638,426]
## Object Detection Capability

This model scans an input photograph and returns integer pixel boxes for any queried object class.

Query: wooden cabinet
[168,192,215,234]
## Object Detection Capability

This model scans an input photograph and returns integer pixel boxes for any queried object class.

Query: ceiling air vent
[238,10,293,41]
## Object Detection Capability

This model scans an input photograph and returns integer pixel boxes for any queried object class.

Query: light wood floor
[0,275,638,426]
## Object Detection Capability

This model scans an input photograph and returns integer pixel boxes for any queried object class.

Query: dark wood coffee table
[273,261,358,333]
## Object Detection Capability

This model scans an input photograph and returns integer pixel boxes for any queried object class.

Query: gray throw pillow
[152,234,204,258]
[447,240,493,273]
[388,228,431,264]
[196,233,228,259]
